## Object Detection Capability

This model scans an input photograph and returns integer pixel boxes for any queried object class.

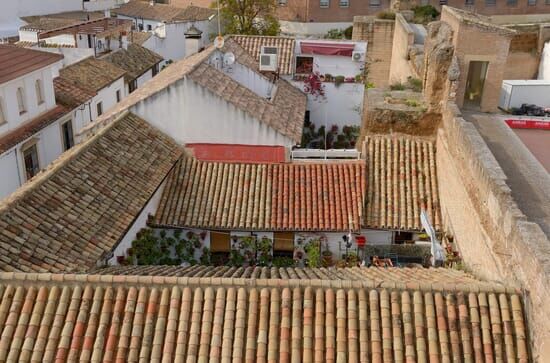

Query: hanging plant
[302,72,326,101]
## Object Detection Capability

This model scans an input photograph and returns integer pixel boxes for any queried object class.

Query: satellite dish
[223,52,235,66]
[214,35,224,49]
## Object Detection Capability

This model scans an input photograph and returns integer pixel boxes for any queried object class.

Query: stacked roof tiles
[0,113,182,272]
[153,157,366,231]
[113,0,215,22]
[58,56,126,93]
[232,35,296,75]
[364,135,441,231]
[0,271,529,362]
[102,43,163,83]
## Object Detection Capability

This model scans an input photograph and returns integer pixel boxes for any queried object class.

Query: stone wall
[353,17,394,88]
[389,13,416,85]
[437,101,550,360]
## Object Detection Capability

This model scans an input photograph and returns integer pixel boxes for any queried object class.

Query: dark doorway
[464,61,489,109]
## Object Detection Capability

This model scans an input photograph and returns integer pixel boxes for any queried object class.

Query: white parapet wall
[280,21,353,37]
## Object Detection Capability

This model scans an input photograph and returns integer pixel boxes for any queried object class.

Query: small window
[61,120,74,151]
[485,0,496,5]
[507,0,517,5]
[320,0,329,7]
[439,0,448,4]
[147,24,152,31]
[278,0,287,5]
[129,80,137,93]
[116,89,121,102]
[96,102,103,116]
[370,0,381,6]
[35,79,44,105]
[465,0,474,5]
[339,0,349,6]
[138,23,144,31]
[296,56,314,74]
[152,63,159,77]
[23,143,39,180]
[16,87,26,115]
[0,97,6,124]
[528,0,536,5]
[210,231,231,265]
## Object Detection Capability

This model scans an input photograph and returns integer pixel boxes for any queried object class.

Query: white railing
[291,148,361,160]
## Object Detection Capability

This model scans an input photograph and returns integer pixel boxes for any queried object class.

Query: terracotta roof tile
[153,158,365,231]
[0,45,63,85]
[54,77,96,109]
[102,43,163,82]
[0,105,69,154]
[58,56,126,93]
[130,31,152,46]
[113,0,215,22]
[363,135,441,230]
[188,62,306,143]
[0,270,529,361]
[232,35,296,75]
[0,112,182,272]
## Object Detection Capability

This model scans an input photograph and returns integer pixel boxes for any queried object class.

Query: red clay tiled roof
[0,45,63,85]
[0,105,69,154]
[186,143,286,163]
[363,135,441,231]
[0,270,529,362]
[232,35,296,75]
[113,0,215,22]
[0,112,182,272]
[152,157,366,231]
[54,77,96,109]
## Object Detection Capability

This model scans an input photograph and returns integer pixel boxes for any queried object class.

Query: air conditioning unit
[260,46,278,71]
[352,51,365,62]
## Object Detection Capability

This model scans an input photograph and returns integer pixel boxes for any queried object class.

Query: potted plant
[325,73,333,82]
[322,250,333,267]
[334,75,345,87]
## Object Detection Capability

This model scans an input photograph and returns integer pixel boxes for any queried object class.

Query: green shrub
[334,75,345,87]
[377,11,396,20]
[343,25,353,40]
[407,77,423,92]
[412,5,439,24]
[390,82,406,91]
[325,28,344,39]
[405,99,420,107]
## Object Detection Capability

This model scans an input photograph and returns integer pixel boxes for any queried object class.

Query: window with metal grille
[528,0,536,5]
[439,0,448,5]
[339,0,349,7]
[370,0,381,6]
[23,143,39,180]
[507,0,517,6]
[61,120,74,151]
[320,0,329,7]
[485,0,496,5]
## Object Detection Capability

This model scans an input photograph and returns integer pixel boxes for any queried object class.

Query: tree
[218,0,280,36]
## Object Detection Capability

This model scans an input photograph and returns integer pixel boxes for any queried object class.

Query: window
[138,23,144,31]
[339,0,349,6]
[278,0,287,5]
[485,0,496,5]
[16,87,26,115]
[129,80,138,93]
[96,102,103,116]
[61,120,74,151]
[320,0,329,7]
[147,24,152,31]
[22,143,39,180]
[152,63,159,77]
[465,0,474,5]
[507,0,517,5]
[35,79,44,105]
[439,0,448,4]
[0,97,5,124]
[273,232,294,258]
[370,0,381,6]
[296,56,314,74]
[528,0,536,5]
[210,231,231,265]
[116,89,121,102]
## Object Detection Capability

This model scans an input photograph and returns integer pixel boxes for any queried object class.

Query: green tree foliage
[219,0,280,35]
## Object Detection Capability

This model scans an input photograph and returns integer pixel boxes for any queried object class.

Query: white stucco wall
[0,62,61,135]
[291,81,363,128]
[130,77,295,147]
[18,30,39,43]
[34,47,95,67]
[280,21,353,36]
[0,151,21,200]
[137,68,153,88]
[109,178,168,264]
[44,34,75,47]
[90,77,125,120]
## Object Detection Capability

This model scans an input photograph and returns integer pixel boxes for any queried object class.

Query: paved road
[463,112,550,238]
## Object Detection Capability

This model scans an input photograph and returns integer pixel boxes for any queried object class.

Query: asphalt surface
[463,112,550,238]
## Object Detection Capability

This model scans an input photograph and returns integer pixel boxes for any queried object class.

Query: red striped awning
[300,42,355,56]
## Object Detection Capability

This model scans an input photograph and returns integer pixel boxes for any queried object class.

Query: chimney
[121,31,128,50]
[104,9,111,17]
[184,25,203,57]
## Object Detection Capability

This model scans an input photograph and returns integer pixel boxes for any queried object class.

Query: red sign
[505,119,550,130]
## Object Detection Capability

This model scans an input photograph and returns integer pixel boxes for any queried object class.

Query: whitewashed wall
[280,21,353,36]
[291,80,363,128]
[91,78,125,119]
[130,77,296,147]
[0,63,61,135]
[137,68,154,89]
[31,47,94,67]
